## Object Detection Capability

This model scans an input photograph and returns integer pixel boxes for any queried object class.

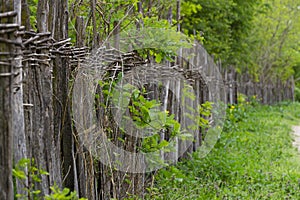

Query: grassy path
[145,102,300,200]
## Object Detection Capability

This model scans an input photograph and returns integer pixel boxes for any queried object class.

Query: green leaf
[40,170,50,175]
[32,190,41,195]
[155,53,163,63]
[12,169,26,180]
[159,140,169,148]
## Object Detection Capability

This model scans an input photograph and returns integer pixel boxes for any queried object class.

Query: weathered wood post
[0,1,20,199]
[50,0,76,192]
[11,0,27,195]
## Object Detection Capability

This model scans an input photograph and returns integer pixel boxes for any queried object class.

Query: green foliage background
[181,0,300,86]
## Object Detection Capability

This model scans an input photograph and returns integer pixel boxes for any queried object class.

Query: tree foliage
[249,0,300,82]
[181,0,260,67]
[181,0,300,85]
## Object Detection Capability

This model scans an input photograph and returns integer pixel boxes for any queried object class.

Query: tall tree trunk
[136,1,143,29]
[21,0,30,30]
[0,1,17,199]
[90,0,98,47]
[176,0,181,32]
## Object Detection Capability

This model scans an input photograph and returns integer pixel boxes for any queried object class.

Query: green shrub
[13,158,86,200]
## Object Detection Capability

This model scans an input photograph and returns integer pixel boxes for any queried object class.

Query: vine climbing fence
[0,7,295,200]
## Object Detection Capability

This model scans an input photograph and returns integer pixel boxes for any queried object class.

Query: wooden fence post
[0,1,19,199]
[11,0,28,195]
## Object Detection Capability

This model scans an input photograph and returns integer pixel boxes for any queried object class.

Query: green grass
[145,102,300,200]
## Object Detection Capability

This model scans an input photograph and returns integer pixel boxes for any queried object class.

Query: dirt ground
[292,126,300,152]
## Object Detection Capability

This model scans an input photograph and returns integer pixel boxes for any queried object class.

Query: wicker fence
[223,67,294,104]
[0,10,295,199]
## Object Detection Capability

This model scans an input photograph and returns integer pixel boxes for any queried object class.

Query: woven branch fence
[0,10,295,200]
[223,67,294,104]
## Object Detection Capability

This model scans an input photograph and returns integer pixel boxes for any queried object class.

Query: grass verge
[145,102,300,200]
